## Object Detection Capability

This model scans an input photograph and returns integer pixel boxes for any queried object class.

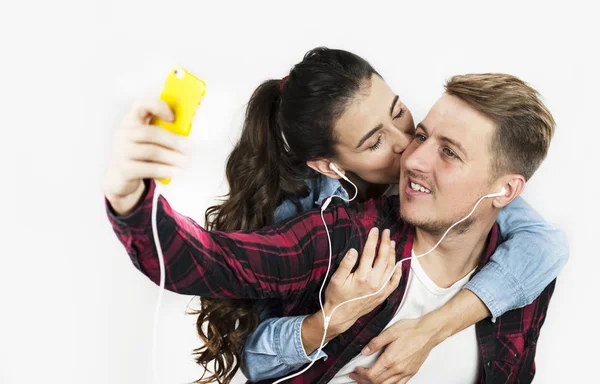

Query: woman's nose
[392,131,413,154]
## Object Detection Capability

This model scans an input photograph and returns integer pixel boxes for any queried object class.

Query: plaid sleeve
[105,179,355,299]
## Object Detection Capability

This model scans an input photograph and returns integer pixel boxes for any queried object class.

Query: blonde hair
[445,73,555,180]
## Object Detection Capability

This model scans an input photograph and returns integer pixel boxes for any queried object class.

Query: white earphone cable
[272,184,504,383]
[151,183,165,384]
[151,170,504,383]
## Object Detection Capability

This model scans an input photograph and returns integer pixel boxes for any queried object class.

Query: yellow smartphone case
[152,67,207,185]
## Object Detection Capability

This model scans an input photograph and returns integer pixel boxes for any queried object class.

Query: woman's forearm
[301,305,348,355]
[427,289,490,345]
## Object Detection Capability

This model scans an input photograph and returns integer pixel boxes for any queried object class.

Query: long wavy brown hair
[189,47,378,383]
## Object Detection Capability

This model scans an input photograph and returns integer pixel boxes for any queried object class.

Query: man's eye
[414,134,426,142]
[443,147,457,159]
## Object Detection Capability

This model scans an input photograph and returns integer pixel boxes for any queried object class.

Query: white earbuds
[329,163,349,181]
[486,186,507,198]
[272,172,509,384]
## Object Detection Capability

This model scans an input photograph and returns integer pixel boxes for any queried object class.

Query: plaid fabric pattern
[106,180,555,383]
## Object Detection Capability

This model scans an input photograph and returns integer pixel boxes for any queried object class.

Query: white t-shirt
[330,251,481,383]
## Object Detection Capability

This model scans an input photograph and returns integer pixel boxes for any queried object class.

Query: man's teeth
[410,182,431,193]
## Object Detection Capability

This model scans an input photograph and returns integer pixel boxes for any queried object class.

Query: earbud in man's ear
[487,186,507,198]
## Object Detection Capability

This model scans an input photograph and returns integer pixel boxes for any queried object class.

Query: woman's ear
[492,175,526,208]
[306,159,345,179]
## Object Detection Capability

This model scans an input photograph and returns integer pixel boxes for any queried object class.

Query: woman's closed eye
[368,134,383,151]
[393,107,405,120]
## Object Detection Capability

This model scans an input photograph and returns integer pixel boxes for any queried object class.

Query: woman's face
[332,74,415,185]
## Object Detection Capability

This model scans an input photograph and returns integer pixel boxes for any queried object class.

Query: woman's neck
[342,172,391,203]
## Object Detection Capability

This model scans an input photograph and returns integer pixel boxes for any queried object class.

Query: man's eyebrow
[416,123,468,158]
[356,124,383,149]
[416,123,428,135]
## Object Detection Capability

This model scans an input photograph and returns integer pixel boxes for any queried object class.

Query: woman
[200,47,415,383]
[102,47,568,383]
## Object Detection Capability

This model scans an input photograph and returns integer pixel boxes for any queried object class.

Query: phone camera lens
[173,68,184,79]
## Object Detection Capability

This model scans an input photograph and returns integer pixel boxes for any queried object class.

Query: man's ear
[306,159,345,179]
[492,175,526,208]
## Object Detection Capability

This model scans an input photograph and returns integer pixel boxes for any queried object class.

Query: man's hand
[348,318,436,384]
[102,98,189,216]
[349,289,490,383]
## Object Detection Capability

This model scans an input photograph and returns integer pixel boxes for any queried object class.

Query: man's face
[399,94,498,235]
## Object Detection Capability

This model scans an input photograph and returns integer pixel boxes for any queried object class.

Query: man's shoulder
[479,223,503,266]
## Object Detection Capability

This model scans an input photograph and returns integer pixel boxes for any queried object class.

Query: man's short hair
[445,73,555,181]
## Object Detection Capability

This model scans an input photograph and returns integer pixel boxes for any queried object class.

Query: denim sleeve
[464,196,569,321]
[240,315,328,381]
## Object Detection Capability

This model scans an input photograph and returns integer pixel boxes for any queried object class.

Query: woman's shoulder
[274,174,347,223]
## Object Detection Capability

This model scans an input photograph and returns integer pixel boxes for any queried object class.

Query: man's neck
[413,217,496,288]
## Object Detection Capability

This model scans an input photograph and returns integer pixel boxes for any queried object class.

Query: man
[340,73,556,384]
[105,73,557,383]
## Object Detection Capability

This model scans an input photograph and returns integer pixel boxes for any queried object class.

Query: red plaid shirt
[106,180,555,383]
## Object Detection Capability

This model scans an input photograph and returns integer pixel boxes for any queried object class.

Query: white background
[1,0,598,383]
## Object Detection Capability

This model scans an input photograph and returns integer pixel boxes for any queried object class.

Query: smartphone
[152,66,207,185]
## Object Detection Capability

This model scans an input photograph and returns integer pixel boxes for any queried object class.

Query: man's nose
[403,140,435,174]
